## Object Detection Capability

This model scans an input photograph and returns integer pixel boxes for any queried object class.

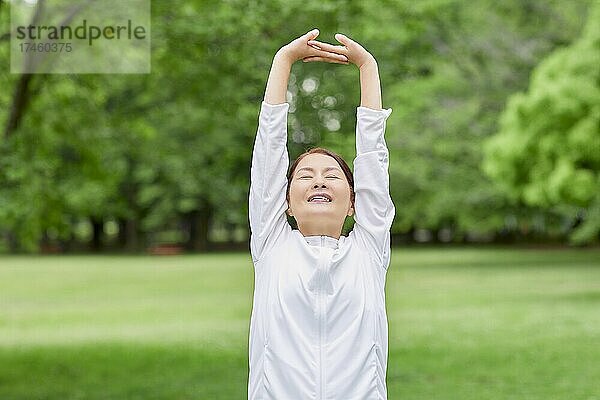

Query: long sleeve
[351,106,395,270]
[249,101,292,264]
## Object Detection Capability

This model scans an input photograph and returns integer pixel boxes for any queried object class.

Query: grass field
[1,248,599,399]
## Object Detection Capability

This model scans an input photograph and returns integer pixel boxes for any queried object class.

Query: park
[1,0,599,399]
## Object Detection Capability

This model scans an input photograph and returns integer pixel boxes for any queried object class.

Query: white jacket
[248,101,395,400]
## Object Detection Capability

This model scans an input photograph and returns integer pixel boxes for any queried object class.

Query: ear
[347,206,354,217]
[287,208,294,217]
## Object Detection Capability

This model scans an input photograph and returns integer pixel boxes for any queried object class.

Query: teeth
[309,196,330,202]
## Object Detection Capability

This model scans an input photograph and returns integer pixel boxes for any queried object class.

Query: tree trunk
[4,0,93,138]
[226,222,236,244]
[90,216,103,252]
[5,230,20,253]
[3,0,45,137]
[4,74,34,138]
[185,207,213,252]
[117,218,128,249]
[118,217,142,252]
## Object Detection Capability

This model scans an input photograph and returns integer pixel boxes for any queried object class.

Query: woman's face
[287,153,354,235]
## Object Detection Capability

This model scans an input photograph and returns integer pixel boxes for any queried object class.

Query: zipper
[316,238,332,400]
[309,235,337,399]
[319,258,325,400]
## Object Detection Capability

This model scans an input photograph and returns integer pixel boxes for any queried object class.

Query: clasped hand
[278,29,375,68]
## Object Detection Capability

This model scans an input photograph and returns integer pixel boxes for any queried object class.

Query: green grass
[1,248,599,399]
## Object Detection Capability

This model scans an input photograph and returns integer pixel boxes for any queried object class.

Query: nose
[313,180,327,189]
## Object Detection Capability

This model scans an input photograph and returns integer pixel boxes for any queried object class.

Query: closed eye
[298,175,340,179]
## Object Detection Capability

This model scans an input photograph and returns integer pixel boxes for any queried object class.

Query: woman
[248,28,394,399]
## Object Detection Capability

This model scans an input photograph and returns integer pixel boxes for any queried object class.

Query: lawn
[1,248,599,399]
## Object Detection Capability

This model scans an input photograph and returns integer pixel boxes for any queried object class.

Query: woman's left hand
[304,33,375,68]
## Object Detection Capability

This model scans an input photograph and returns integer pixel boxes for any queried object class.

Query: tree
[366,0,591,242]
[0,0,594,252]
[483,2,600,244]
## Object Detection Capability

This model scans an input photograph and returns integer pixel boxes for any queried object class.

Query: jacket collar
[300,232,340,249]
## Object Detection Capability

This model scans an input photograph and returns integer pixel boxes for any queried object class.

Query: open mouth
[307,193,332,203]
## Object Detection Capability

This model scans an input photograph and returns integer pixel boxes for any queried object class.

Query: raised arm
[308,33,381,109]
[307,34,395,269]
[266,29,349,104]
[249,29,349,263]
[358,57,382,110]
[263,51,292,105]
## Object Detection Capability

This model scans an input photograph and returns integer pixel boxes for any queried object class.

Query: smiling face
[287,153,354,238]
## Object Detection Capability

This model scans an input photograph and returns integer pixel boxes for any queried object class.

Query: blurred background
[1,0,598,253]
[0,0,599,399]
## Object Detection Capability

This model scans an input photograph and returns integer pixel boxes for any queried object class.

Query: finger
[302,56,321,63]
[334,33,353,46]
[307,47,348,62]
[303,56,349,64]
[305,28,319,40]
[307,40,348,55]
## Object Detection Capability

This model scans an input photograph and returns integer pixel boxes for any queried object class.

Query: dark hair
[286,147,355,206]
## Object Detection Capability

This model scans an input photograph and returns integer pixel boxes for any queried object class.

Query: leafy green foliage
[0,0,596,251]
[483,2,600,243]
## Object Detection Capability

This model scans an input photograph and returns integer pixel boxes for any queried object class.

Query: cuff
[355,106,393,154]
[357,106,393,120]
[261,101,290,114]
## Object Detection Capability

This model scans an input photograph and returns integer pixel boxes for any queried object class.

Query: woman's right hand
[277,29,349,65]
